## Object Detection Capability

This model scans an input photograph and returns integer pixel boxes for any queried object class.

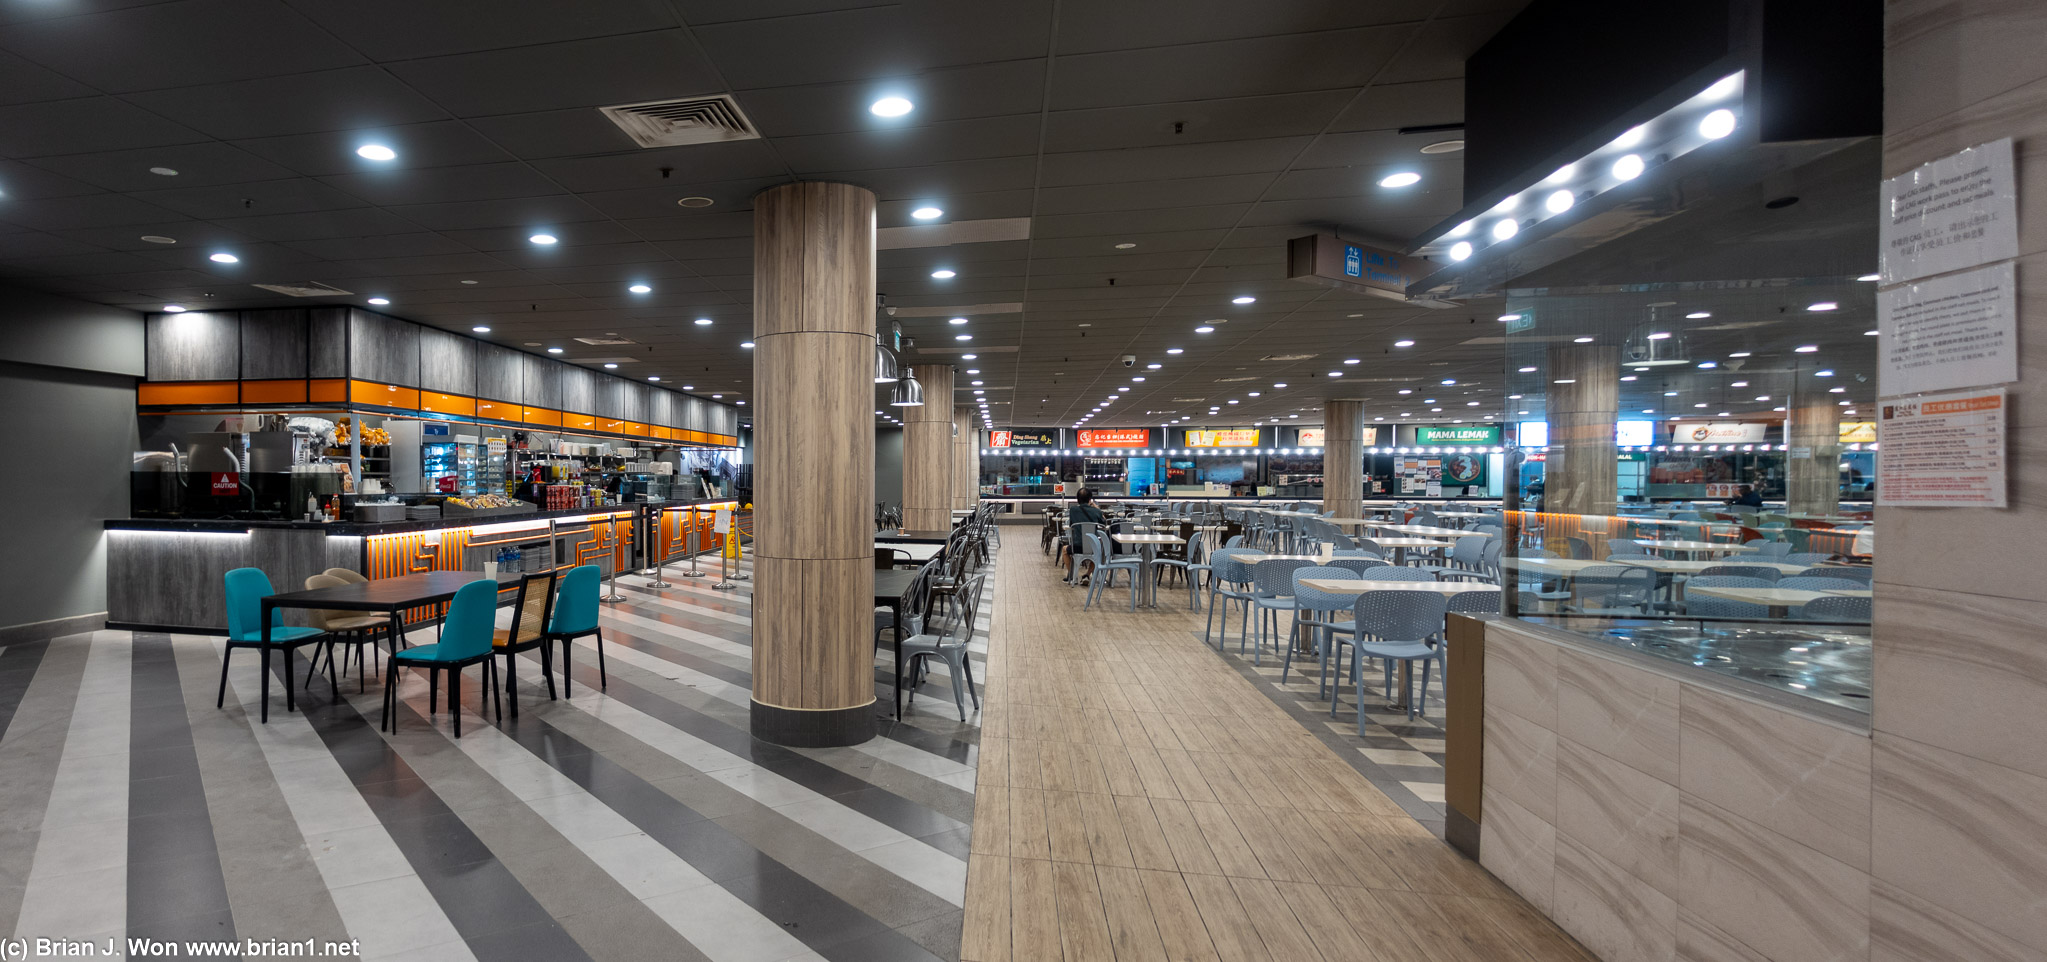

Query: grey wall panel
[146,311,238,381]
[559,365,598,414]
[308,307,347,377]
[649,389,673,428]
[238,308,308,380]
[1,361,137,629]
[521,353,559,410]
[875,427,903,509]
[348,309,418,386]
[711,404,739,437]
[106,529,245,630]
[596,375,626,419]
[476,342,522,401]
[417,326,475,396]
[624,382,651,423]
[0,283,144,376]
[682,395,708,432]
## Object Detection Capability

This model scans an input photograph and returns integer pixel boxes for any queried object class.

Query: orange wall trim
[239,380,309,404]
[350,380,420,409]
[308,379,348,402]
[138,381,239,405]
[418,390,476,417]
[475,398,518,423]
[563,413,598,431]
[521,406,562,427]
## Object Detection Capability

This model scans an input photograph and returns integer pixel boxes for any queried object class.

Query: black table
[879,530,954,544]
[875,568,923,719]
[259,570,508,723]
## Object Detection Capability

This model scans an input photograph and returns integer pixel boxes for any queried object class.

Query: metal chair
[901,573,987,721]
[1702,564,1784,583]
[1681,575,1775,618]
[1782,552,1833,566]
[1448,589,1502,615]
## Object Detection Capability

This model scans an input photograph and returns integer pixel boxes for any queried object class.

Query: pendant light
[874,342,901,383]
[890,375,924,407]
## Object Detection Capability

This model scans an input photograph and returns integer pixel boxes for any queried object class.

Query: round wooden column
[1323,399,1365,519]
[954,406,979,510]
[901,363,955,531]
[1785,379,1841,517]
[1545,345,1619,517]
[750,181,877,747]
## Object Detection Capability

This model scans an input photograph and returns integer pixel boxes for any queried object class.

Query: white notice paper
[714,508,732,533]
[1876,388,2006,508]
[1879,137,2019,284]
[1878,262,2017,396]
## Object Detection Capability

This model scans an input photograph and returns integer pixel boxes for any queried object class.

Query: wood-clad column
[1322,399,1365,519]
[1544,345,1618,518]
[901,363,955,531]
[1785,379,1840,518]
[954,406,979,510]
[750,182,876,747]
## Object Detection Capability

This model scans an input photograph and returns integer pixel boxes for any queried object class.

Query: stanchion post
[644,504,672,587]
[601,516,626,602]
[684,507,705,577]
[711,504,737,590]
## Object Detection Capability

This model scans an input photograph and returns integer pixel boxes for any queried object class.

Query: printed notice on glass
[1878,261,2017,395]
[1880,137,2018,284]
[1877,388,2006,508]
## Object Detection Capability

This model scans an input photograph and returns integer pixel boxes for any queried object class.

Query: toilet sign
[210,472,238,495]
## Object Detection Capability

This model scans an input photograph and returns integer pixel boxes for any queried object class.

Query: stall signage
[210,472,239,495]
[1839,421,1877,444]
[1186,428,1260,448]
[1295,427,1377,446]
[1414,425,1501,445]
[990,430,1056,448]
[1878,388,2006,508]
[1078,429,1149,448]
[1671,421,1769,444]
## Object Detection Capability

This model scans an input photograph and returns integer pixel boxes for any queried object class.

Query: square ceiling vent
[599,95,760,148]
[253,281,352,297]
[574,335,637,346]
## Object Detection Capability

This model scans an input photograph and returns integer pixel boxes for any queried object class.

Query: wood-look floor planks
[960,540,1593,962]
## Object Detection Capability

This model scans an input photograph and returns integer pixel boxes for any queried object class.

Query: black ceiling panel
[0,97,209,158]
[0,0,365,93]
[289,0,681,62]
[382,31,725,117]
[230,121,519,177]
[124,67,454,141]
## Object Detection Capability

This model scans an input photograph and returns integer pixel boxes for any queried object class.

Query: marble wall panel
[1872,581,2047,782]
[1484,704,1556,823]
[1557,741,1679,898]
[1480,787,1555,915]
[1554,835,1676,962]
[1870,879,2038,962]
[1676,797,1869,962]
[1557,646,1681,784]
[1484,624,1558,727]
[1680,686,1872,871]
[1871,733,2047,952]
[1675,910,1769,962]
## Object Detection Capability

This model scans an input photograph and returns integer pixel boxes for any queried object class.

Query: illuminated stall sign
[1838,421,1877,444]
[1671,421,1769,444]
[1186,428,1261,448]
[1413,425,1502,446]
[1078,428,1150,448]
[989,430,1057,447]
[1296,427,1378,446]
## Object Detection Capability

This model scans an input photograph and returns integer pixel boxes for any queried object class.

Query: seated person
[1727,484,1765,508]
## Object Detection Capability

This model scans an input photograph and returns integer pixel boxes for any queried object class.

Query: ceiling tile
[0,97,209,158]
[0,0,364,93]
[1049,27,1414,110]
[230,121,518,177]
[384,31,725,117]
[293,0,680,61]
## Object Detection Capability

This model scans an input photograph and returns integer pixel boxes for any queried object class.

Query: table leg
[893,604,904,720]
[1392,661,1413,712]
[261,601,274,723]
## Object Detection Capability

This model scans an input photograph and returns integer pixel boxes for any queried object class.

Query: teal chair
[218,567,327,723]
[382,579,501,737]
[547,564,606,695]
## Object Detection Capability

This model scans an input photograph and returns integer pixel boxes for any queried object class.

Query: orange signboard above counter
[1078,429,1150,448]
[1187,428,1260,448]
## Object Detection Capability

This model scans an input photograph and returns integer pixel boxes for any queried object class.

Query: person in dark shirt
[1066,487,1108,527]
[1728,484,1765,508]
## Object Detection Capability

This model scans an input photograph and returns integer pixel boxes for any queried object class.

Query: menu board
[1398,458,1440,494]
[1878,388,2005,507]
[1078,428,1149,448]
[1186,428,1260,448]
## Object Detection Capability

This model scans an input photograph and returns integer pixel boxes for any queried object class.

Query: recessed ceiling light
[683,385,693,389]
[1491,219,1518,241]
[1498,313,1523,322]
[1449,241,1473,261]
[1166,348,1183,354]
[367,297,390,305]
[692,318,712,327]
[208,252,239,263]
[529,233,558,245]
[712,393,723,398]
[1816,369,1835,377]
[627,284,651,294]
[1573,336,1594,343]
[461,279,478,285]
[1545,189,1574,213]
[139,235,176,244]
[1518,365,1537,372]
[1864,329,1879,336]
[1794,345,1818,353]
[1248,392,1261,397]
[1342,358,1360,365]
[1231,296,1257,305]
[162,304,186,313]
[603,362,618,369]
[1442,378,1457,385]
[1273,382,1287,388]
[967,369,980,374]
[954,334,972,341]
[1621,375,1639,381]
[1685,311,1711,319]
[1395,339,1415,347]
[1613,124,1648,148]
[1856,273,1881,282]
[961,353,976,360]
[356,144,397,161]
[1807,301,1838,312]
[472,325,491,333]
[648,376,661,381]
[948,317,967,325]
[741,342,754,349]
[1421,139,1464,154]
[1114,242,1136,249]
[1665,391,1679,396]
[1378,171,1421,188]
[1554,379,1576,384]
[930,269,955,279]
[1195,326,1215,333]
[1698,361,1717,368]
[1612,153,1645,181]
[911,206,943,220]
[1699,109,1737,139]
[149,167,178,176]
[547,347,563,353]
[870,96,913,117]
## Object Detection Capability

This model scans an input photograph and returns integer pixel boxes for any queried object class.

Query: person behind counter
[1727,484,1765,508]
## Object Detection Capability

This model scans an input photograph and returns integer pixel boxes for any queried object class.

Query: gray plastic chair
[1682,575,1775,618]
[1081,532,1145,611]
[1565,565,1657,615]
[1327,557,1388,577]
[1744,539,1794,559]
[900,573,987,721]
[1147,531,1206,610]
[1776,576,1867,593]
[1801,565,1871,583]
[1448,589,1502,615]
[1799,594,1871,622]
[1702,564,1784,583]
[1203,550,1261,651]
[1782,552,1833,566]
[1285,566,1355,687]
[1250,558,1315,664]
[1360,565,1434,582]
[1342,591,1449,726]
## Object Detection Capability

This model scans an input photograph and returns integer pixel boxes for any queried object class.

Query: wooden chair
[493,570,559,717]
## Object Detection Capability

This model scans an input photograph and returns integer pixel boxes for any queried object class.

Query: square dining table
[258,570,513,723]
[874,567,924,718]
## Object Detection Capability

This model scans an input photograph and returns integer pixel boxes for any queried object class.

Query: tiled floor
[0,554,992,962]
[960,540,1592,962]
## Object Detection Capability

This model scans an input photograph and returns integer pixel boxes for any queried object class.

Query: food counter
[106,499,739,632]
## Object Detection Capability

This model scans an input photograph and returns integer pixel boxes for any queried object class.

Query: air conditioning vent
[599,95,760,148]
[574,335,638,346]
[253,281,352,298]
[1172,397,1206,402]
[1259,353,1319,361]
[1213,376,1257,383]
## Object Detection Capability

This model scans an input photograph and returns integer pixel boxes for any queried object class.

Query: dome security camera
[1120,355,1136,367]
